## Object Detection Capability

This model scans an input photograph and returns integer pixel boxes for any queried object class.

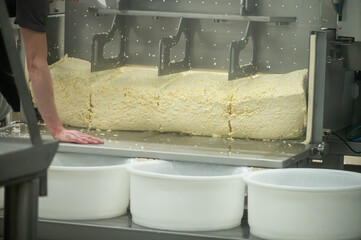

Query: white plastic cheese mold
[244,168,361,240]
[127,160,250,231]
[38,152,134,220]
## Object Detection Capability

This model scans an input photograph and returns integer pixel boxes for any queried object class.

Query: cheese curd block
[91,67,175,131]
[50,56,307,140]
[49,56,92,128]
[158,71,231,137]
[230,69,307,140]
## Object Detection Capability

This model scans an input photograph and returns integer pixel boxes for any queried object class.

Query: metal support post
[4,179,39,240]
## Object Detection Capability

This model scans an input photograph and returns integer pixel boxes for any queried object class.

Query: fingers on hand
[66,131,103,144]
[78,133,104,144]
[55,130,104,145]
[67,134,88,144]
[88,136,104,144]
[81,137,99,144]
[86,133,104,144]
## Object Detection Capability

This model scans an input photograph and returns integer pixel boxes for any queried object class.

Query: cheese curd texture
[50,56,307,140]
[50,57,92,127]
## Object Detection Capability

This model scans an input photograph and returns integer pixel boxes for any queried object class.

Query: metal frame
[0,213,260,240]
[4,180,39,239]
[305,30,342,169]
[305,29,360,169]
[0,1,58,239]
[88,7,296,23]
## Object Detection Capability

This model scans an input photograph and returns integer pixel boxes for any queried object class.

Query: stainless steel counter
[0,211,262,240]
[0,123,312,168]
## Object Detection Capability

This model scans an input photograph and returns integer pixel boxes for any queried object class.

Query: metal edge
[92,8,296,22]
[303,33,317,145]
[59,144,300,168]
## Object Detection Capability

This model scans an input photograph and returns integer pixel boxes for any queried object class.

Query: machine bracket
[158,17,191,76]
[91,15,126,72]
[240,0,254,16]
[228,20,257,80]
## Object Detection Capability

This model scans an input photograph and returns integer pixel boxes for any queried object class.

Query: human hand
[54,128,104,144]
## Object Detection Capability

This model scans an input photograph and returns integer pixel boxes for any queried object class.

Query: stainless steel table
[0,211,263,240]
[1,123,311,169]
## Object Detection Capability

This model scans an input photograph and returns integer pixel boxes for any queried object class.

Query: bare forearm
[28,62,102,144]
[20,28,63,136]
[21,27,103,144]
[29,63,64,136]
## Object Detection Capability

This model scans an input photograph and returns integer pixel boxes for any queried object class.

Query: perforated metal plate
[64,0,336,74]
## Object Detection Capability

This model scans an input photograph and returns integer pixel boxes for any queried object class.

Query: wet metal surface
[0,123,311,168]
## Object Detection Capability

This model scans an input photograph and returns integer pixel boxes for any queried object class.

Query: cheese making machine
[1,0,361,239]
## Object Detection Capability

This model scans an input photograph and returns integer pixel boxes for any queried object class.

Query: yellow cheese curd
[50,56,307,140]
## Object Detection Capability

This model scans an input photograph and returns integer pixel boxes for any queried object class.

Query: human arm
[21,27,103,144]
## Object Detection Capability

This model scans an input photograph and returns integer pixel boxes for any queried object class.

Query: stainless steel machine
[1,0,360,239]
